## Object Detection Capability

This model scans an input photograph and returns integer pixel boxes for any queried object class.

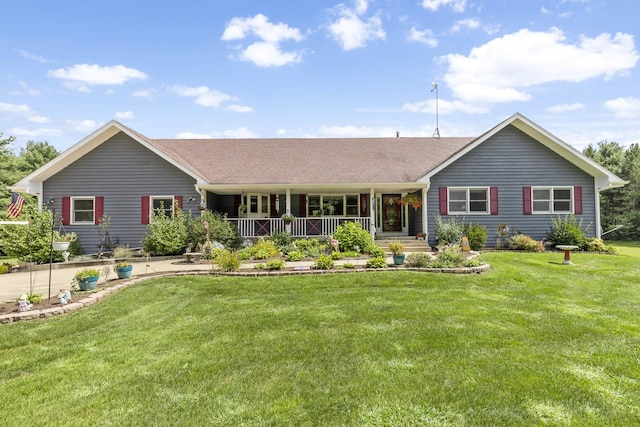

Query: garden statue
[58,289,72,305]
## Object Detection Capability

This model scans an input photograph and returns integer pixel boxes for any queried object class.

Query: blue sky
[1,0,638,152]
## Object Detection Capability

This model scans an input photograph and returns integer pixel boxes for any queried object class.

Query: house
[10,113,626,253]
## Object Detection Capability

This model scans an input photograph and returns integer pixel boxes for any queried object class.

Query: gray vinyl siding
[43,132,199,253]
[426,125,596,247]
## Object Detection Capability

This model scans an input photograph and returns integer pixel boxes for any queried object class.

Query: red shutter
[61,196,71,225]
[439,187,448,215]
[141,196,150,224]
[174,195,183,210]
[299,194,307,217]
[490,187,499,215]
[574,186,582,214]
[523,187,532,215]
[94,196,104,224]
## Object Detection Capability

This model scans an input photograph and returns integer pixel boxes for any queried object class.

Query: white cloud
[546,103,585,113]
[451,18,480,33]
[66,119,97,133]
[327,0,386,51]
[133,89,156,99]
[10,127,63,137]
[402,98,488,114]
[440,28,639,105]
[0,102,50,123]
[10,81,40,96]
[407,27,437,47]
[226,104,254,113]
[48,64,148,92]
[169,85,237,107]
[604,97,640,119]
[276,129,288,135]
[212,127,258,138]
[115,111,135,119]
[16,49,49,63]
[221,14,305,67]
[422,0,466,12]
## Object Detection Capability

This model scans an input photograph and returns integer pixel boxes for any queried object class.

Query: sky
[1,0,639,153]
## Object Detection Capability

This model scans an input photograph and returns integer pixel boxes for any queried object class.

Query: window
[150,196,175,219]
[531,187,573,213]
[71,197,95,224]
[448,188,489,214]
[306,195,359,217]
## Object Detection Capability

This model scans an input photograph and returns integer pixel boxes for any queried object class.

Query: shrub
[368,246,385,258]
[212,250,241,272]
[187,210,240,250]
[265,259,286,270]
[313,254,334,270]
[249,238,279,259]
[342,262,355,269]
[330,251,344,260]
[332,221,374,253]
[463,258,482,268]
[432,245,463,268]
[434,215,465,246]
[142,208,189,256]
[271,232,293,249]
[508,234,545,252]
[405,252,431,268]
[584,237,617,254]
[365,257,388,269]
[285,250,305,261]
[546,215,589,249]
[465,223,487,251]
[254,263,265,270]
[295,238,327,258]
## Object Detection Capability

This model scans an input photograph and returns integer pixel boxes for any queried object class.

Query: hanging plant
[400,193,422,209]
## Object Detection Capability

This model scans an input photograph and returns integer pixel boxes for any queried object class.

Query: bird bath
[556,245,579,265]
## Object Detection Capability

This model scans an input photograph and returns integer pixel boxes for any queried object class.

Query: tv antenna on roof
[431,82,440,138]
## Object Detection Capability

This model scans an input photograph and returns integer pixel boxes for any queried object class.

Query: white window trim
[448,187,490,215]
[531,186,573,214]
[70,196,95,225]
[307,194,360,217]
[150,195,175,221]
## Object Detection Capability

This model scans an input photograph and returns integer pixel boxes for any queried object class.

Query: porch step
[375,237,431,253]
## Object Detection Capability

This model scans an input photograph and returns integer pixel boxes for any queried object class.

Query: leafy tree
[17,140,59,174]
[0,132,19,215]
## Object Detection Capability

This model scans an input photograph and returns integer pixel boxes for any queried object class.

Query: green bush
[249,238,279,259]
[342,262,355,269]
[463,258,482,268]
[212,250,241,272]
[368,246,385,258]
[187,211,240,250]
[434,215,465,246]
[405,252,431,268]
[508,234,544,252]
[330,251,344,260]
[142,208,189,256]
[546,215,589,249]
[265,259,286,270]
[584,237,617,254]
[332,221,374,253]
[285,250,304,261]
[271,232,293,249]
[0,207,67,263]
[432,245,463,268]
[295,238,327,258]
[365,257,388,269]
[464,222,487,251]
[313,254,334,270]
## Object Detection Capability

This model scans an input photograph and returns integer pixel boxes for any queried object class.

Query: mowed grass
[1,251,639,426]
[610,240,640,258]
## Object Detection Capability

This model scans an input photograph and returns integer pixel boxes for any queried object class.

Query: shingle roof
[147,137,476,185]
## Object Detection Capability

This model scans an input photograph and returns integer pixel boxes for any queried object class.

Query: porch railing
[229,217,371,238]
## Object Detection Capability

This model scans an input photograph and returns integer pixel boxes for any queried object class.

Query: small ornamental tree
[142,207,189,256]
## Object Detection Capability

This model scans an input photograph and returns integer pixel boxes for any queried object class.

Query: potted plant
[400,193,422,210]
[281,213,296,225]
[73,268,100,291]
[52,232,77,252]
[112,245,133,279]
[388,241,405,265]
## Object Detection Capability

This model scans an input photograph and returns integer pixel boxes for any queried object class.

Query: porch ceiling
[198,183,427,195]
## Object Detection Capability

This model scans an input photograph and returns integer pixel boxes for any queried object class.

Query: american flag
[7,192,25,218]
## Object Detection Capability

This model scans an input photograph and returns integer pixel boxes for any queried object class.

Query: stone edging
[0,264,490,324]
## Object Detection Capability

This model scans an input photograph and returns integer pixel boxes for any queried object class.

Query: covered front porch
[195,184,429,239]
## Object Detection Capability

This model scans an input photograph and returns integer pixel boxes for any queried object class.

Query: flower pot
[77,275,99,291]
[116,265,133,279]
[53,241,70,251]
[393,254,405,265]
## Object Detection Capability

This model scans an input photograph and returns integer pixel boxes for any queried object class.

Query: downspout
[369,187,376,239]
[194,184,207,213]
[594,180,601,239]
[422,182,430,242]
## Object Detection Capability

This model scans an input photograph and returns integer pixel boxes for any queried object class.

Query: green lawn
[610,240,640,258]
[1,252,639,426]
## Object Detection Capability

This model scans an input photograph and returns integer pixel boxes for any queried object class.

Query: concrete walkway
[0,256,378,303]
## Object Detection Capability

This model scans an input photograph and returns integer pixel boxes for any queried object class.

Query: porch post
[285,188,291,214]
[369,187,376,239]
[422,186,428,241]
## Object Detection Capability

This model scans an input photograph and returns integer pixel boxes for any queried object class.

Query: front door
[247,194,270,218]
[382,194,402,232]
